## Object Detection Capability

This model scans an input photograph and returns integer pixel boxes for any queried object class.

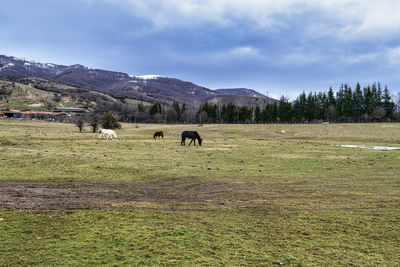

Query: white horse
[99,129,118,140]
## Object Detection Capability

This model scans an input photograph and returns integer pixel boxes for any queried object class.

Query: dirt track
[0,178,264,210]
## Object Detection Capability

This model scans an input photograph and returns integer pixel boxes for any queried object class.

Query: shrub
[101,111,121,129]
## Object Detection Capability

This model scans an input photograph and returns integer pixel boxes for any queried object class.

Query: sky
[1,0,400,99]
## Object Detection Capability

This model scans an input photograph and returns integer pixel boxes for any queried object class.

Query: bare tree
[394,110,400,122]
[373,106,386,121]
[165,108,178,122]
[198,111,208,124]
[75,116,86,132]
[325,106,337,122]
[181,108,197,123]
[89,116,99,133]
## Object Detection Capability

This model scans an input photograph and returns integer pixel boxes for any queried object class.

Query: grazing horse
[99,129,118,140]
[181,131,202,146]
[153,131,164,139]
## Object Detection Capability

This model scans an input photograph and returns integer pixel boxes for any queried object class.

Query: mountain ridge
[0,55,276,106]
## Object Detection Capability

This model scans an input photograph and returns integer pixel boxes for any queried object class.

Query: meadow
[0,120,399,266]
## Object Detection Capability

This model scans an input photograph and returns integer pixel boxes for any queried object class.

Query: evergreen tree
[172,101,187,121]
[222,102,238,123]
[336,84,345,119]
[197,102,217,122]
[238,106,253,123]
[364,85,373,116]
[343,84,354,119]
[149,103,162,116]
[327,87,336,108]
[304,92,317,121]
[137,103,146,112]
[278,96,292,122]
[293,92,306,122]
[254,105,261,123]
[383,85,395,119]
[352,83,364,121]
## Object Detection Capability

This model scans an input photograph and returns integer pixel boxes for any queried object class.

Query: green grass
[0,80,86,111]
[51,71,72,80]
[124,98,152,106]
[0,121,399,266]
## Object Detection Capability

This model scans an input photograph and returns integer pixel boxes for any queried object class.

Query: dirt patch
[325,155,352,160]
[0,178,275,210]
[273,154,310,159]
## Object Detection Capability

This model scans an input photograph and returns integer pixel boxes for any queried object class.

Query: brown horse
[153,131,164,139]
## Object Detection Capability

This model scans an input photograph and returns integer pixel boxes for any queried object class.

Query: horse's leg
[181,137,185,146]
[189,138,194,146]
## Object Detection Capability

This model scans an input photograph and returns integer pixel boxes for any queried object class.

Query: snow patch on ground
[334,145,400,150]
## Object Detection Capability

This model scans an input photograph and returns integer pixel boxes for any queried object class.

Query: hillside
[0,55,276,107]
[0,77,118,112]
[215,88,268,98]
[205,94,277,107]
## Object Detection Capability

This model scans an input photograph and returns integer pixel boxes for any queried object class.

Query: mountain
[0,55,276,106]
[213,88,277,105]
[215,88,267,98]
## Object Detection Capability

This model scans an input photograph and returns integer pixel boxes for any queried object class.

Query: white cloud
[230,46,259,57]
[385,46,400,65]
[93,0,400,40]
[342,52,381,65]
[280,52,323,65]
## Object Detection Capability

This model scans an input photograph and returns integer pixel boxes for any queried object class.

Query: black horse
[181,131,202,146]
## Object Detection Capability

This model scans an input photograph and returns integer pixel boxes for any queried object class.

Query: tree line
[104,82,399,124]
[192,83,398,123]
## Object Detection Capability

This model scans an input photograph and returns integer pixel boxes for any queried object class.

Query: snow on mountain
[135,74,165,80]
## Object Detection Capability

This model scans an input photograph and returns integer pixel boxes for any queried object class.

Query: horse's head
[199,138,203,146]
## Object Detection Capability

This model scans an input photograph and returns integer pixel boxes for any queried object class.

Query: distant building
[0,109,71,119]
[54,107,87,113]
[2,109,22,118]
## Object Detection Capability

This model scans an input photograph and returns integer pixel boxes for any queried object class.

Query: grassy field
[0,121,399,266]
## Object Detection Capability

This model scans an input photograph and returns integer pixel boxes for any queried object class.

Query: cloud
[342,52,381,65]
[280,52,323,65]
[230,46,260,57]
[92,0,400,41]
[385,46,400,66]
